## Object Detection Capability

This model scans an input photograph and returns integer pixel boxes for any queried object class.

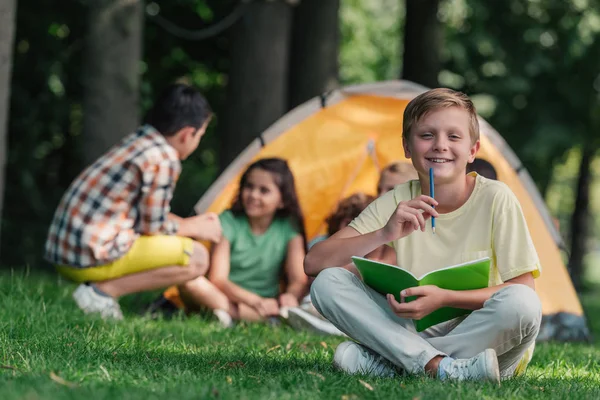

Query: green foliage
[4,0,87,267]
[339,0,403,84]
[2,271,600,399]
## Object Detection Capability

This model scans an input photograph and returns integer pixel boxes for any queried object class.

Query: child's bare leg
[178,276,230,312]
[95,242,208,298]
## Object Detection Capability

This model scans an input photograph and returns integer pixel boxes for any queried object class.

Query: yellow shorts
[56,235,194,283]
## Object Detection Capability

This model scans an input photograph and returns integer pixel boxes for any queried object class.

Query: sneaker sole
[287,308,346,336]
[333,341,397,378]
[333,341,356,372]
[482,348,501,384]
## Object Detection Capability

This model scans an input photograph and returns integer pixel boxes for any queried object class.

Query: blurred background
[0,0,598,291]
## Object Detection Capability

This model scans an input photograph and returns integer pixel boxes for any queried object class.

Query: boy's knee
[310,267,353,305]
[312,267,352,290]
[492,284,542,330]
[186,242,209,279]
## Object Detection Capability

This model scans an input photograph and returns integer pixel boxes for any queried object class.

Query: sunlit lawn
[2,270,600,399]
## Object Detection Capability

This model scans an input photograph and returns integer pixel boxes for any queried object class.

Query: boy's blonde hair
[402,88,480,144]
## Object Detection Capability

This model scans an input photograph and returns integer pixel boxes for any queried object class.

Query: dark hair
[144,83,213,137]
[326,193,374,237]
[230,158,306,247]
[467,158,498,180]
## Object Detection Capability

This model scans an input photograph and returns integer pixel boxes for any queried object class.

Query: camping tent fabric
[186,80,588,341]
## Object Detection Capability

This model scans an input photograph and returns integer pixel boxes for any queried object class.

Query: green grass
[2,271,600,399]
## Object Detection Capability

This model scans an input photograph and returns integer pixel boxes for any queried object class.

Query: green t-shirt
[219,210,300,298]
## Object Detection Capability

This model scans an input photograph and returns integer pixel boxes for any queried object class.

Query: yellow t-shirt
[349,173,541,285]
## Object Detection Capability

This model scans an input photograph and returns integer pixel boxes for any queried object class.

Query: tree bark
[0,0,16,259]
[289,0,339,108]
[219,1,293,170]
[82,0,143,166]
[568,146,594,291]
[401,0,441,88]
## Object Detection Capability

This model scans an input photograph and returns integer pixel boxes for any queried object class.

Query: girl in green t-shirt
[179,158,308,326]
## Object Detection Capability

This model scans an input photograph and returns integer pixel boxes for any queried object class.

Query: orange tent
[171,81,589,341]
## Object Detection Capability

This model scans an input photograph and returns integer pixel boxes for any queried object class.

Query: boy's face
[177,120,209,160]
[403,106,479,184]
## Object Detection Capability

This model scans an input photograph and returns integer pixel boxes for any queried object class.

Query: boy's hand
[381,195,438,241]
[386,285,447,320]
[279,293,299,308]
[190,213,222,242]
[254,298,280,317]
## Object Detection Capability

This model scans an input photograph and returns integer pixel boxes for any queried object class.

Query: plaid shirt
[45,125,181,268]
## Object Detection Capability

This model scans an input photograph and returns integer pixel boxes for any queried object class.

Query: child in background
[466,158,498,180]
[44,84,221,320]
[178,158,308,326]
[308,193,375,249]
[305,88,542,382]
[377,161,419,196]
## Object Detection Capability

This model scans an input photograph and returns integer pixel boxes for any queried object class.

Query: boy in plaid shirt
[45,84,220,319]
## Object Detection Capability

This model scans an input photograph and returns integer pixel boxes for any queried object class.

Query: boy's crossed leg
[310,267,541,382]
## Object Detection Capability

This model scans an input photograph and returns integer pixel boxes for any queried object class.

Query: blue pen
[429,167,436,234]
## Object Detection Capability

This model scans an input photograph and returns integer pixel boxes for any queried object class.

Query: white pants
[311,267,542,376]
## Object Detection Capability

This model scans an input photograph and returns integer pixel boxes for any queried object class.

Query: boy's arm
[304,195,438,276]
[280,235,308,306]
[304,226,389,276]
[174,213,222,243]
[387,272,535,320]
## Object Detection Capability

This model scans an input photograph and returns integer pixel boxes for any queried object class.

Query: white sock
[213,309,233,327]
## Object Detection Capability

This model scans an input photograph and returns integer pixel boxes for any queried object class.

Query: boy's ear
[174,126,196,143]
[468,140,481,163]
[403,137,412,159]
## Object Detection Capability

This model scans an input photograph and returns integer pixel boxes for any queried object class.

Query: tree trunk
[82,0,143,166]
[289,0,339,108]
[0,0,16,260]
[568,146,594,291]
[220,1,293,170]
[401,0,441,88]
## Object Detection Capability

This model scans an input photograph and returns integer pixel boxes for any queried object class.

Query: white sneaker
[299,301,330,321]
[286,307,346,336]
[213,309,234,328]
[333,341,397,377]
[72,284,123,320]
[301,294,312,305]
[441,349,500,383]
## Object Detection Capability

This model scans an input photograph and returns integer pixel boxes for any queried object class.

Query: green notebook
[352,256,490,332]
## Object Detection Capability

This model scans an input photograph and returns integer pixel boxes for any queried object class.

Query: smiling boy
[304,88,542,382]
